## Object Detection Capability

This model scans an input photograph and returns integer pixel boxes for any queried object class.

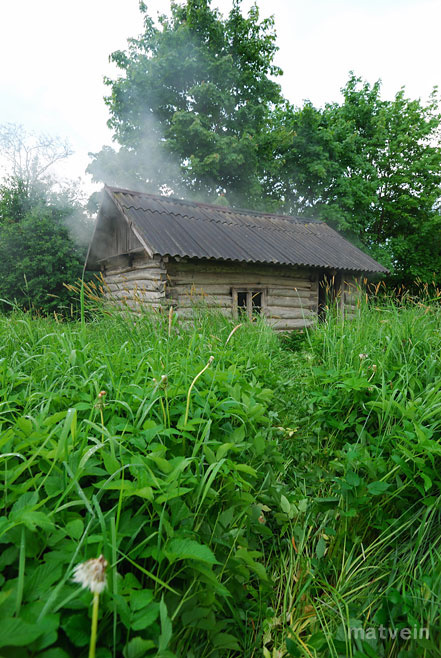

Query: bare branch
[0,123,73,191]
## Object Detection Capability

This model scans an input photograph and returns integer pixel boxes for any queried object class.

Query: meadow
[0,297,440,658]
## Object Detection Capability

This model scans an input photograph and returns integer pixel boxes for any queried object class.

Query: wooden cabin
[85,186,387,330]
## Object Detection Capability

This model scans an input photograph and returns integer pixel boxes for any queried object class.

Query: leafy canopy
[88,0,283,208]
[268,75,441,283]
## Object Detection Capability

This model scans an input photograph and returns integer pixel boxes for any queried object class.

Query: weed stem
[89,592,100,658]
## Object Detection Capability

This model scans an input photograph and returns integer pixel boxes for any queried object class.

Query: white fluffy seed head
[73,554,108,594]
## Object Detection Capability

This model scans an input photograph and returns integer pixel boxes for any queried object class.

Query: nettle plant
[0,311,288,658]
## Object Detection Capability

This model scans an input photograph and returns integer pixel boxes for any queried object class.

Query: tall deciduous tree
[88,0,283,208]
[270,75,441,283]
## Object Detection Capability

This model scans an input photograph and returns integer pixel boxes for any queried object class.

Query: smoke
[47,180,95,249]
[0,123,95,249]
[87,113,185,198]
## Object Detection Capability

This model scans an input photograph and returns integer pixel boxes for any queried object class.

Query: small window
[237,291,248,311]
[232,289,265,319]
[251,291,262,313]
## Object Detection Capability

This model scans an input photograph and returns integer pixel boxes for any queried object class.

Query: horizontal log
[266,307,316,320]
[174,297,232,309]
[168,283,231,295]
[167,261,312,279]
[105,289,164,302]
[168,278,313,292]
[107,281,166,294]
[267,288,316,299]
[105,260,165,275]
[105,270,167,284]
[267,297,317,309]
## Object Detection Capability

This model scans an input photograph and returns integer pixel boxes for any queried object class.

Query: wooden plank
[106,285,166,298]
[105,270,166,284]
[106,279,165,290]
[106,260,164,275]
[267,296,317,309]
[266,288,316,299]
[266,307,316,320]
[174,297,232,309]
[166,261,312,279]
[105,289,164,302]
[168,278,313,290]
[167,283,232,295]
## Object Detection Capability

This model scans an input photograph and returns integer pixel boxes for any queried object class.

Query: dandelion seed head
[73,554,108,594]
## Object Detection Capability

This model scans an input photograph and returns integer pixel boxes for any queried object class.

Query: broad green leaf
[0,617,44,647]
[345,471,361,487]
[38,649,70,658]
[280,495,291,514]
[367,481,391,495]
[165,538,218,564]
[10,492,39,519]
[131,602,160,631]
[316,537,326,559]
[421,473,432,492]
[159,596,172,651]
[130,589,154,611]
[19,510,54,532]
[213,632,240,650]
[65,518,84,539]
[123,637,156,658]
[148,454,172,474]
[234,463,257,476]
[62,614,90,647]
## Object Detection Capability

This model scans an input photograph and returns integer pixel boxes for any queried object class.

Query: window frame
[231,287,267,320]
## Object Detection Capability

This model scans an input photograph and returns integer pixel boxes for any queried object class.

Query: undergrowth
[0,299,440,657]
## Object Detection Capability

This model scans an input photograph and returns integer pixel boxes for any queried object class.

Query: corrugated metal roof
[105,186,388,273]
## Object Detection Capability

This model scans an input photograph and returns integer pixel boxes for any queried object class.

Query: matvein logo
[349,625,429,641]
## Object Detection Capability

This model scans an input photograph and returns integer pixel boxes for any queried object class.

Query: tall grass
[0,297,440,657]
[267,297,441,657]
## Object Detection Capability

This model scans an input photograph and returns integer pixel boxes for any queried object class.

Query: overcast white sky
[1,0,440,191]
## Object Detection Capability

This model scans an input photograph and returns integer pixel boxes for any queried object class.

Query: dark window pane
[251,291,262,314]
[237,291,247,309]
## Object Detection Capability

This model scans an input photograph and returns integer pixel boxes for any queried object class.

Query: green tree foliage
[89,0,441,285]
[270,75,441,283]
[88,0,283,207]
[0,176,88,314]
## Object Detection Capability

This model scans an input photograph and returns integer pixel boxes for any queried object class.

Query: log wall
[101,253,167,311]
[100,252,364,328]
[165,259,319,330]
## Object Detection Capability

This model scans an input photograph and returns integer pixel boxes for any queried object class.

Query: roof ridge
[105,185,322,224]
